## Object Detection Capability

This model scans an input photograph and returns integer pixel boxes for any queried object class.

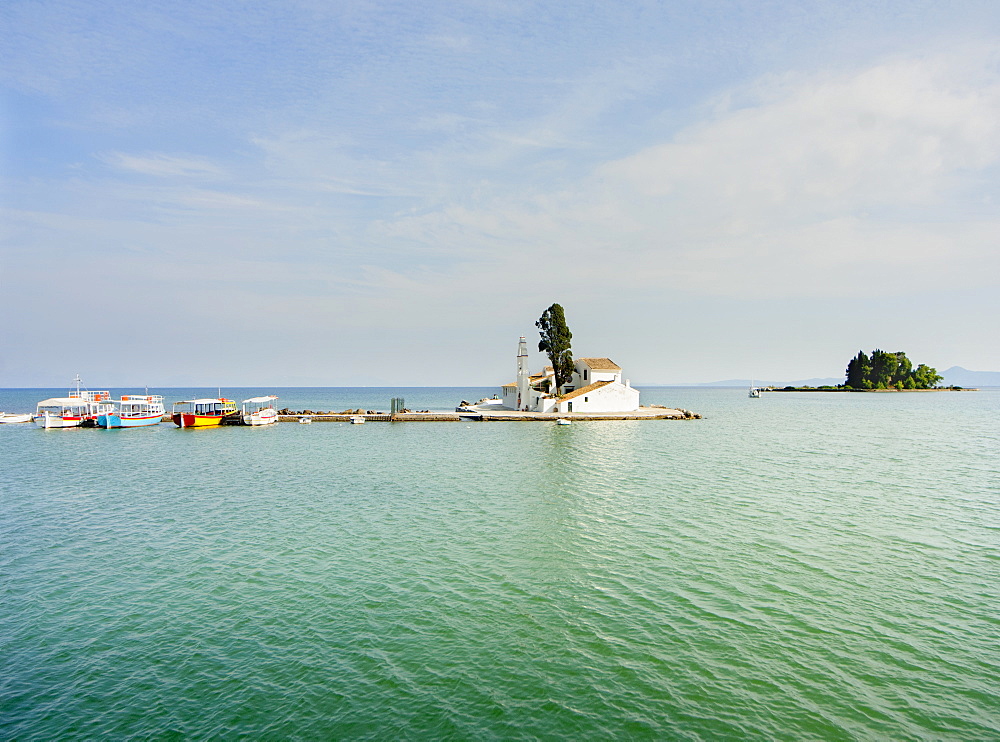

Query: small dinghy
[0,412,32,424]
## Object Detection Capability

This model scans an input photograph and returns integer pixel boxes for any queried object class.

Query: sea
[1,386,998,740]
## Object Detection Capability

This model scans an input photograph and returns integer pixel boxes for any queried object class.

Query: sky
[2,0,999,387]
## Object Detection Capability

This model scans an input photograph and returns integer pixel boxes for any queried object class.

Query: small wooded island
[767,350,970,392]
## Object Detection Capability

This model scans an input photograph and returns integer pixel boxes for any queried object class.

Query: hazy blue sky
[2,1,998,386]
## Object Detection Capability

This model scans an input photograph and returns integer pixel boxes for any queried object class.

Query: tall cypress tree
[846,351,864,388]
[846,350,872,389]
[536,303,574,395]
[859,351,873,388]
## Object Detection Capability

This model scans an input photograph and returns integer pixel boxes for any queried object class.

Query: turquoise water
[2,387,998,740]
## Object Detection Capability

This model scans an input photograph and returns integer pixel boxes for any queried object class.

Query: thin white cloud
[101,152,226,179]
[248,132,409,197]
[423,34,473,52]
[602,54,1000,214]
[167,189,283,211]
[374,49,1000,301]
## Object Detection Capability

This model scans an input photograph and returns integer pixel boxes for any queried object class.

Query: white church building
[500,337,641,413]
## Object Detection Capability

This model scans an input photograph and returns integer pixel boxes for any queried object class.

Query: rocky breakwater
[276,407,391,422]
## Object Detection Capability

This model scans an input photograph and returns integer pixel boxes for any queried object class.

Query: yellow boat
[171,398,238,427]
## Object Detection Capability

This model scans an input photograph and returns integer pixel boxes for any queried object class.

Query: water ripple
[2,390,999,738]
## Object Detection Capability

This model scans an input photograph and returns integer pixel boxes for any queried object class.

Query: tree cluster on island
[845,350,942,389]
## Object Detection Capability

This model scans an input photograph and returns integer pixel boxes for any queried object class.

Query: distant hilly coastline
[680,377,842,388]
[939,367,1000,387]
[674,366,1000,388]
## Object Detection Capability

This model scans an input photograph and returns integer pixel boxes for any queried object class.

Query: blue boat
[98,395,166,428]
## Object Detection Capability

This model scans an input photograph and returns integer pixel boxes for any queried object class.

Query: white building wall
[556,382,640,413]
[535,396,558,412]
[573,361,621,387]
[534,394,557,413]
[501,385,518,409]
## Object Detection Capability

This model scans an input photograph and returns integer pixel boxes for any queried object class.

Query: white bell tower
[517,336,530,411]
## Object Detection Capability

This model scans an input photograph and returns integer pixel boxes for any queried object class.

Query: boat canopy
[36,397,91,406]
[174,398,230,405]
[242,396,278,404]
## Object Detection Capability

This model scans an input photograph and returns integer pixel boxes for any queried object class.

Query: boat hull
[172,413,228,428]
[98,413,163,429]
[34,413,85,429]
[243,410,278,426]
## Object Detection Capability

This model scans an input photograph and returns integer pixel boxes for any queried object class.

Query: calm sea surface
[2,387,998,740]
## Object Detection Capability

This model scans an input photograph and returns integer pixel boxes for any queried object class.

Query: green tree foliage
[845,350,869,389]
[912,364,943,388]
[870,349,896,389]
[536,303,574,394]
[843,350,941,390]
[894,352,913,382]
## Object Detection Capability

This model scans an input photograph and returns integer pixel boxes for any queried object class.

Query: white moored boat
[34,398,93,428]
[456,396,505,412]
[34,375,114,428]
[241,395,279,426]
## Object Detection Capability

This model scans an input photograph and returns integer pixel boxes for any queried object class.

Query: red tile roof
[577,357,621,370]
[559,380,613,401]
